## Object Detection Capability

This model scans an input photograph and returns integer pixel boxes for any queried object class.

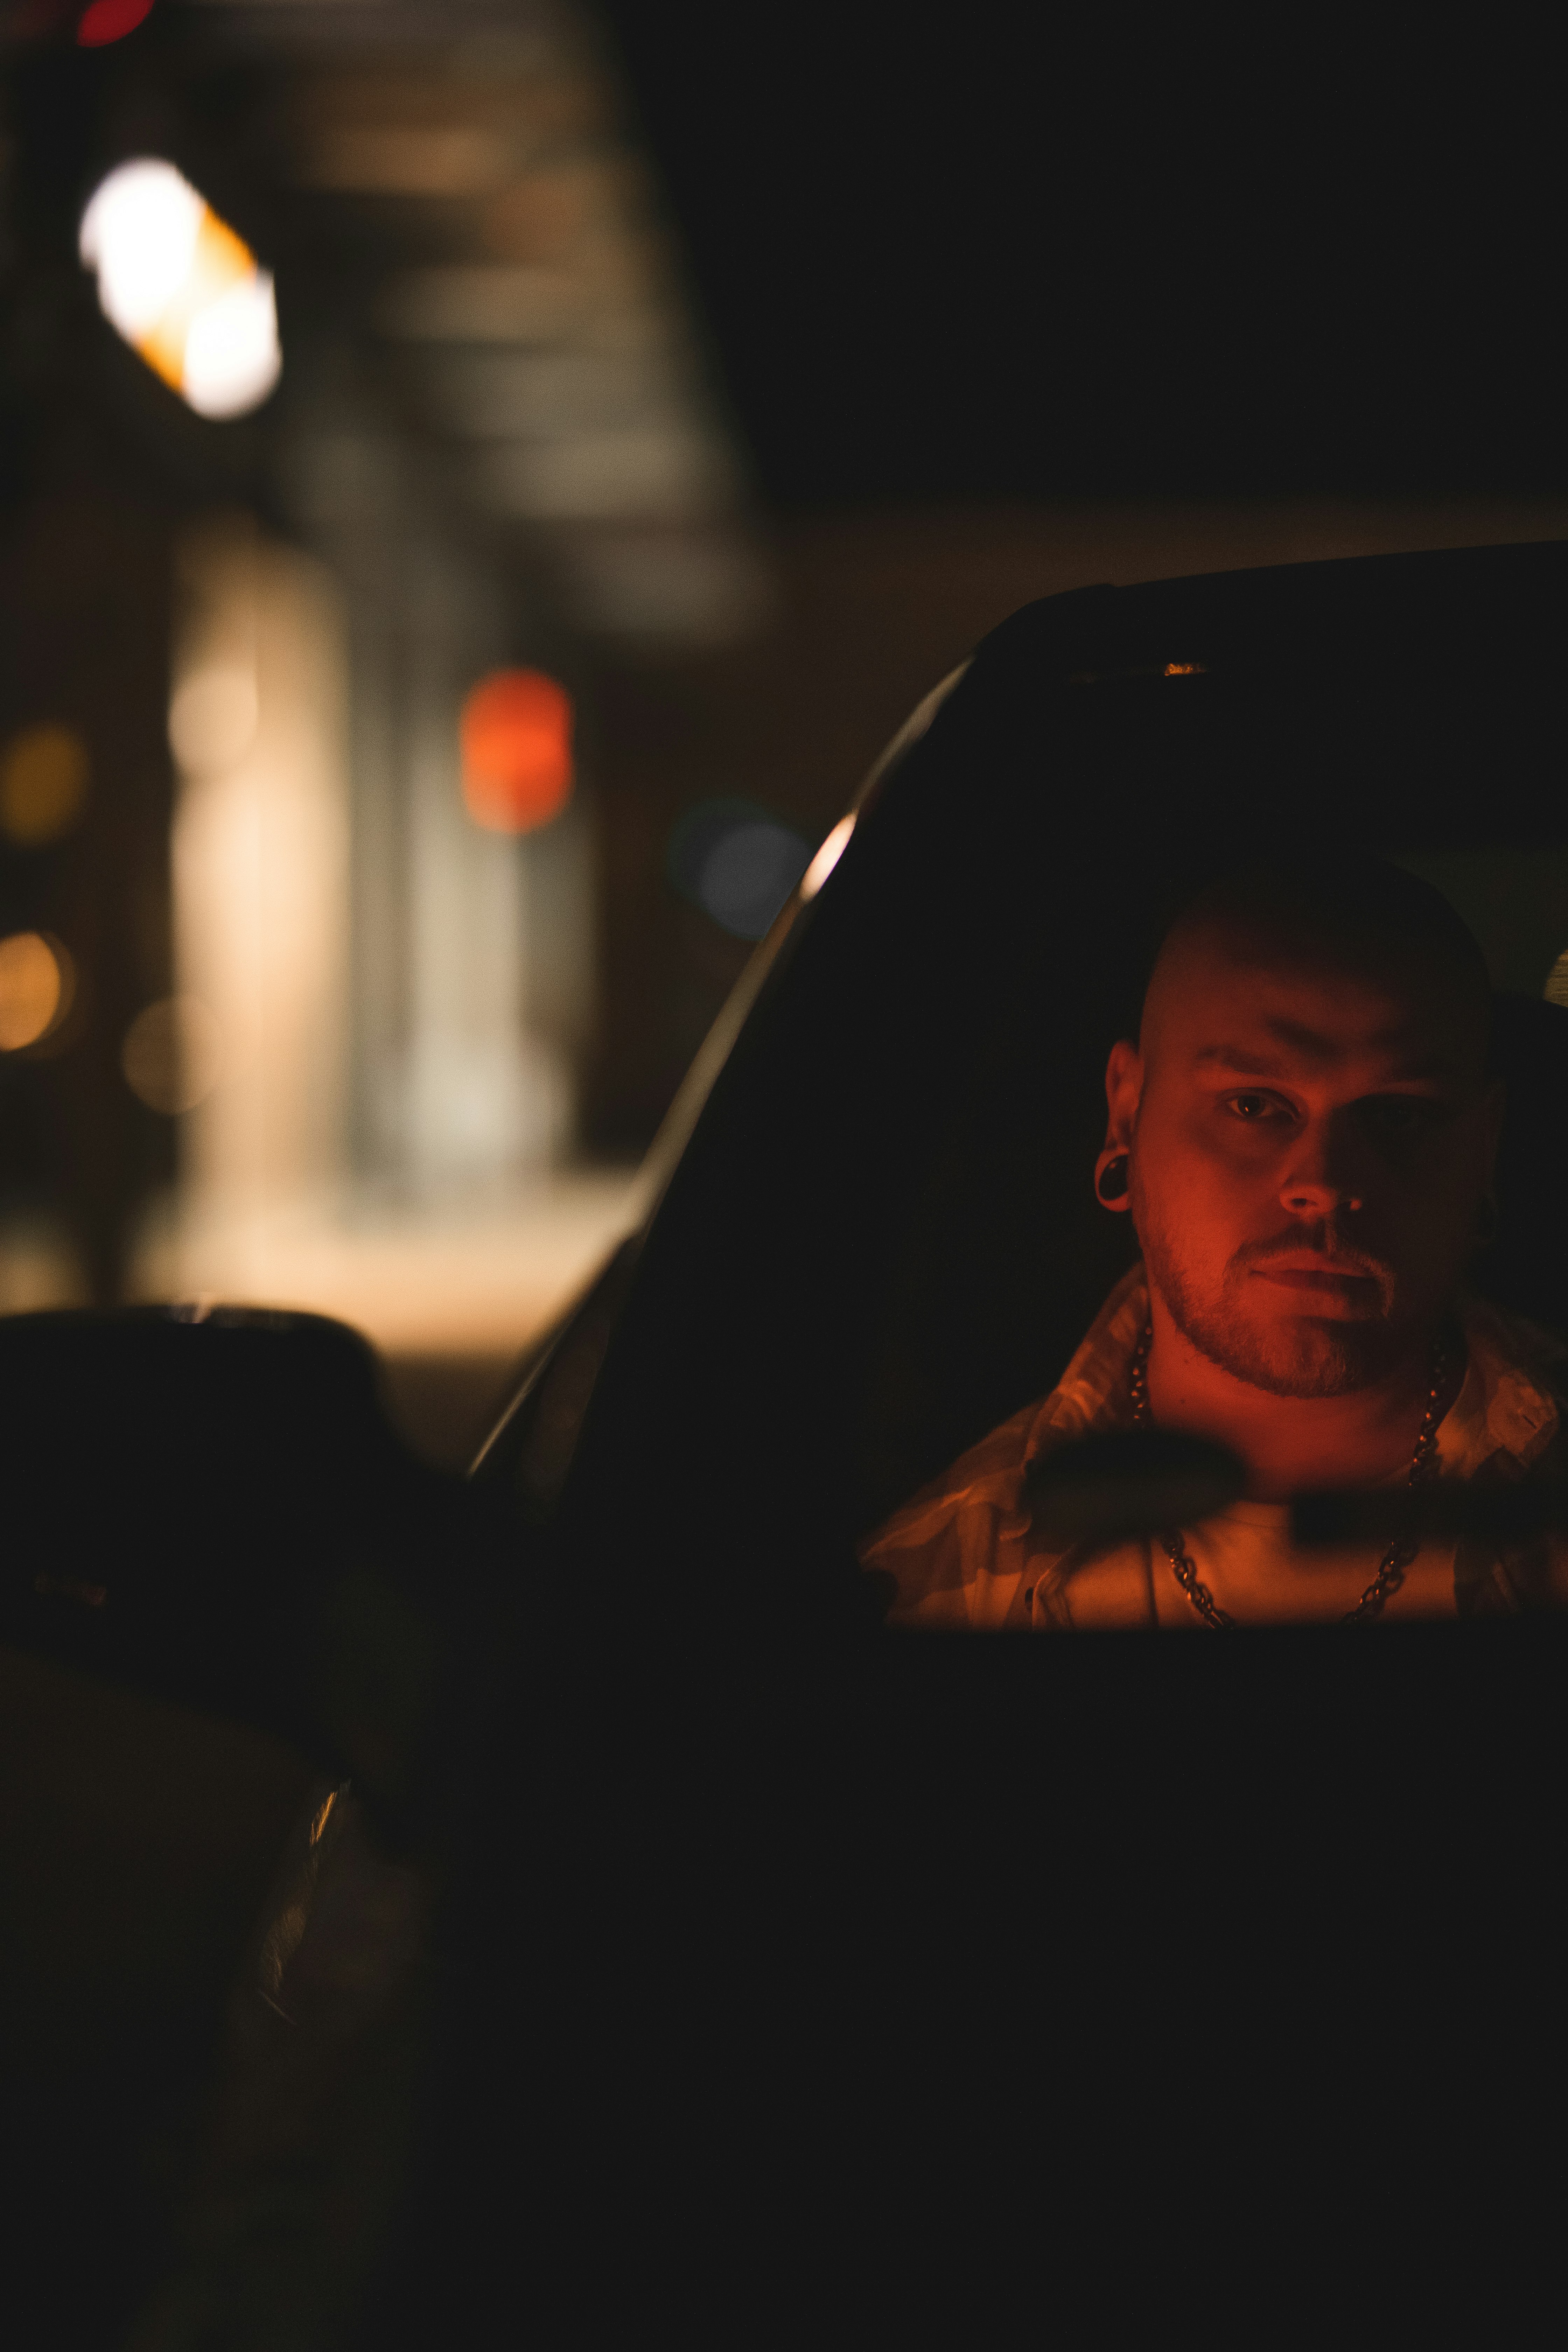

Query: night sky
[600,8,1568,506]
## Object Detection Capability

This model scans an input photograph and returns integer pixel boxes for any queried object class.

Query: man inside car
[862,855,1568,1628]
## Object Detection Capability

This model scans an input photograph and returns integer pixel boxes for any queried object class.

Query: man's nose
[1279,1125,1364,1219]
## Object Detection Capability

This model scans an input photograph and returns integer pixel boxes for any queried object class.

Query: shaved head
[1140,859,1493,1084]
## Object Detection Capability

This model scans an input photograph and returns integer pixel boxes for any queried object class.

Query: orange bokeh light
[460,669,574,834]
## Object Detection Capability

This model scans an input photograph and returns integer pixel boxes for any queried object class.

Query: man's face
[1115,923,1502,1398]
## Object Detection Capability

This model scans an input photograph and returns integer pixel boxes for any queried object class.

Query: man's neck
[1142,1291,1444,1500]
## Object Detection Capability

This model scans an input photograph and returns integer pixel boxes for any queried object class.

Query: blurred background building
[2,0,1566,1462]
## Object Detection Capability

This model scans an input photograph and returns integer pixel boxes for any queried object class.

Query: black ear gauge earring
[1096,1153,1130,1205]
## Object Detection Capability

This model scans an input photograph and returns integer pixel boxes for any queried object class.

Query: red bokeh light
[460,669,574,834]
[76,0,155,44]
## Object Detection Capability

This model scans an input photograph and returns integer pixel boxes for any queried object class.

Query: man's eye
[1225,1092,1290,1121]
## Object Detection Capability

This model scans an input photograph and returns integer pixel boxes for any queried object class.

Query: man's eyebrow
[1192,1027,1462,1080]
[1193,1044,1295,1075]
[1194,1018,1343,1072]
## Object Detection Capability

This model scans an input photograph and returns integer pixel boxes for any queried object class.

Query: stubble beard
[1132,1182,1409,1400]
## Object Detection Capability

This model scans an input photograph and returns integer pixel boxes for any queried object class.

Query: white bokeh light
[78,156,281,420]
[78,160,204,341]
[182,271,282,418]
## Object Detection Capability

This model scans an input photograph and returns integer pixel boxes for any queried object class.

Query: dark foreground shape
[0,1307,503,2350]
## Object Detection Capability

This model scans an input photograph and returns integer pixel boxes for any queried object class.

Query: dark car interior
[9,543,1568,2338]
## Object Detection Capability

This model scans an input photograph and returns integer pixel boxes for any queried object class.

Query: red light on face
[76,0,156,44]
[460,670,574,834]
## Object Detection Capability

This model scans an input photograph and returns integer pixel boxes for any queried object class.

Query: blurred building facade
[0,0,772,1433]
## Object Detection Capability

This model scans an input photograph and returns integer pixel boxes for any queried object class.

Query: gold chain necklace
[1127,1321,1451,1628]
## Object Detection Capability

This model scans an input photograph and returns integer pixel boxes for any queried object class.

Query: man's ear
[1103,1037,1143,1152]
[1093,1038,1143,1211]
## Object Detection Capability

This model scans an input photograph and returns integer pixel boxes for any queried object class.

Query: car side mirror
[0,1306,514,1837]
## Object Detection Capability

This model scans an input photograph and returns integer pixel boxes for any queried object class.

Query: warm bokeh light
[168,665,259,774]
[0,723,90,846]
[0,932,69,1051]
[800,813,855,901]
[76,0,156,44]
[460,668,574,833]
[78,159,281,419]
[120,995,225,1114]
